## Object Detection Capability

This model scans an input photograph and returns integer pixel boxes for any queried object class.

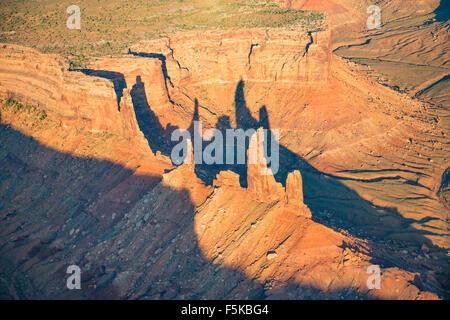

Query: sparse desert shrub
[1,98,47,120]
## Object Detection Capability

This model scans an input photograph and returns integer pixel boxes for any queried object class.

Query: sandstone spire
[246,128,284,202]
[245,128,311,217]
[284,170,311,218]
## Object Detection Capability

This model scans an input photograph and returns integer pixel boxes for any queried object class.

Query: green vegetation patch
[1,98,47,121]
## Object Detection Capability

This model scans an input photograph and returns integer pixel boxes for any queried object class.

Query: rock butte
[0,2,448,299]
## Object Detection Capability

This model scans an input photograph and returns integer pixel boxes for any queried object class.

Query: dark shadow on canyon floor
[130,75,175,156]
[434,1,450,22]
[0,122,395,300]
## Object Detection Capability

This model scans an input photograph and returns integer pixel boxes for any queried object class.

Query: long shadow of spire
[129,76,202,162]
[130,75,175,156]
[434,1,450,22]
[187,98,200,136]
[128,50,175,103]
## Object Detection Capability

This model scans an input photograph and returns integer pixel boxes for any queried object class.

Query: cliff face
[133,28,331,86]
[0,27,332,134]
[0,45,116,131]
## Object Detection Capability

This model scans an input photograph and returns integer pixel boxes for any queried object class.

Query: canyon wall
[132,28,331,87]
[0,26,332,135]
